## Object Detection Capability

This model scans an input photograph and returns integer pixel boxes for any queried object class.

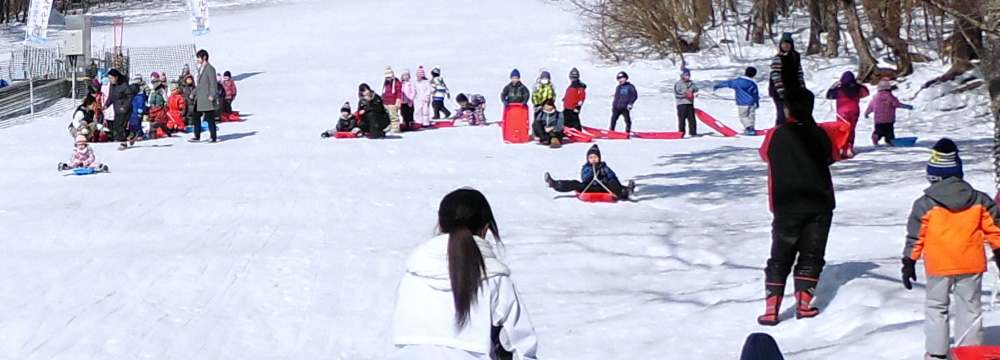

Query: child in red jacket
[562,68,586,130]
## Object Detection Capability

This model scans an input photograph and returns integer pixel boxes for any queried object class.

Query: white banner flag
[25,0,54,43]
[187,0,211,36]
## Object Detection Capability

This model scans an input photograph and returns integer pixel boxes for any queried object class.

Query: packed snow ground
[0,0,998,359]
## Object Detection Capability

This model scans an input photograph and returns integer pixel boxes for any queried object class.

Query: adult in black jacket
[357,83,390,139]
[757,88,835,326]
[104,69,134,149]
[500,69,530,107]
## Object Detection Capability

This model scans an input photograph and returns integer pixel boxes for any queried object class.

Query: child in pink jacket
[865,78,913,146]
[414,66,434,126]
[59,134,109,172]
[400,69,417,131]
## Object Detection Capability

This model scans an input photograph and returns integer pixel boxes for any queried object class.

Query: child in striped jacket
[430,67,451,119]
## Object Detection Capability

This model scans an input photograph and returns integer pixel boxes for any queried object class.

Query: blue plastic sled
[184,121,211,134]
[73,168,96,175]
[894,136,918,147]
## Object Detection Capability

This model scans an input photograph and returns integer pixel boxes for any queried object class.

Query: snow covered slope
[0,0,996,359]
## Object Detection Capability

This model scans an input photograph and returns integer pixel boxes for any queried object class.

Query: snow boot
[544,172,554,188]
[188,137,201,143]
[321,132,331,138]
[117,143,127,151]
[550,138,562,149]
[795,291,819,319]
[924,353,947,360]
[626,180,636,197]
[58,162,70,171]
[757,295,782,326]
[744,127,756,136]
[100,164,109,173]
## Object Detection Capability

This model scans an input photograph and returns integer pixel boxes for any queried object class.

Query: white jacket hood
[405,234,510,291]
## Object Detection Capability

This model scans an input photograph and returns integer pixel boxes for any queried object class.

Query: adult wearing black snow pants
[757,88,834,326]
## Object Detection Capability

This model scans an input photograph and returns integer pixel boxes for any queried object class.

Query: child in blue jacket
[714,67,761,135]
[545,144,636,199]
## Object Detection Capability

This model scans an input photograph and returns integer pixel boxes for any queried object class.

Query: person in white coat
[414,66,435,126]
[392,188,540,360]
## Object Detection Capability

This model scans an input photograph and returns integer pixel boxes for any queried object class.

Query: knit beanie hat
[150,72,159,79]
[927,138,963,182]
[224,71,232,78]
[877,77,892,91]
[539,71,551,80]
[416,66,426,79]
[780,32,794,44]
[75,133,88,146]
[385,66,395,79]
[431,67,441,77]
[510,68,520,78]
[681,68,691,76]
[745,67,757,78]
[569,68,580,80]
[340,102,351,114]
[586,144,601,160]
[456,93,468,103]
[616,71,628,80]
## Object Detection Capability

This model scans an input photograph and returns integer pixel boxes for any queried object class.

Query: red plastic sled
[502,104,531,144]
[952,346,1000,360]
[565,128,595,143]
[695,109,739,137]
[432,120,455,128]
[633,131,684,140]
[577,192,617,203]
[220,113,243,122]
[818,120,851,162]
[582,126,630,140]
[334,132,361,139]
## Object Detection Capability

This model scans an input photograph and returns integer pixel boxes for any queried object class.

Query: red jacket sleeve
[760,127,776,164]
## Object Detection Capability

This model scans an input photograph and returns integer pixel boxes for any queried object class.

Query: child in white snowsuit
[414,66,434,126]
[59,134,109,172]
[901,138,1000,360]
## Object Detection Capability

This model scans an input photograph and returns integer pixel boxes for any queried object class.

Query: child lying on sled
[545,144,635,199]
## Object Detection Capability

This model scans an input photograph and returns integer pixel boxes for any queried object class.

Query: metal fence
[5,47,67,80]
[0,79,73,125]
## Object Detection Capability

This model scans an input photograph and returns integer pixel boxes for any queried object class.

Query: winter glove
[901,257,917,290]
[574,108,580,113]
[627,104,633,111]
[864,113,870,119]
[685,93,695,100]
[903,104,915,110]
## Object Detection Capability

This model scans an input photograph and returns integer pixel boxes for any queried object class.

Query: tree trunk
[951,0,984,62]
[861,0,913,76]
[823,0,840,57]
[806,0,824,55]
[750,0,773,44]
[842,0,879,81]
[985,0,1000,187]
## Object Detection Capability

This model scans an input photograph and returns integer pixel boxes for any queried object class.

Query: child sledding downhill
[533,100,565,148]
[59,134,110,173]
[866,77,913,147]
[452,93,487,125]
[901,139,1000,360]
[321,102,361,138]
[544,144,636,200]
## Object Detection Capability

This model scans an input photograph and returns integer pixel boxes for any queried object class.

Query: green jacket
[532,83,555,107]
[149,92,167,107]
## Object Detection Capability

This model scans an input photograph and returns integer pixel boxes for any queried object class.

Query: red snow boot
[757,296,782,326]
[795,291,819,319]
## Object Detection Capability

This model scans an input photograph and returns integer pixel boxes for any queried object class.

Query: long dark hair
[438,188,501,328]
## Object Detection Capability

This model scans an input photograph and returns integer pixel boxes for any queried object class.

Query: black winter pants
[764,212,832,293]
[774,98,787,126]
[677,104,697,136]
[873,123,895,145]
[610,108,631,133]
[531,121,564,142]
[432,100,451,119]
[401,103,415,129]
[194,110,217,141]
[563,109,582,130]
[111,117,128,142]
[551,179,628,199]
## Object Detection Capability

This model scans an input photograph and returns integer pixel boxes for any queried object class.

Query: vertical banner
[187,0,210,36]
[25,0,54,43]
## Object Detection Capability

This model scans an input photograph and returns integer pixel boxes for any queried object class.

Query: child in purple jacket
[865,78,913,146]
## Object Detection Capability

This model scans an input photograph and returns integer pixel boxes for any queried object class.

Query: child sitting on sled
[544,144,635,199]
[321,102,361,138]
[452,93,487,125]
[59,134,109,172]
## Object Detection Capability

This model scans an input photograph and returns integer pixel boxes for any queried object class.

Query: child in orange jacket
[901,138,1000,360]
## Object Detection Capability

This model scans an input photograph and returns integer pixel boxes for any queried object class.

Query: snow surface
[0,0,998,359]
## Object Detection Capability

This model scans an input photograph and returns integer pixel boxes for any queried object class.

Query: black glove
[993,249,1000,272]
[901,257,917,290]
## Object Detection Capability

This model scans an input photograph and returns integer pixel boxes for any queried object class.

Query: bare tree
[841,0,879,80]
[823,0,841,57]
[805,0,824,55]
[861,0,914,76]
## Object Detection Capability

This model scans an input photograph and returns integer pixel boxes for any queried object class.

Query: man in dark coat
[768,32,806,126]
[357,83,390,139]
[104,69,134,151]
[756,87,835,326]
